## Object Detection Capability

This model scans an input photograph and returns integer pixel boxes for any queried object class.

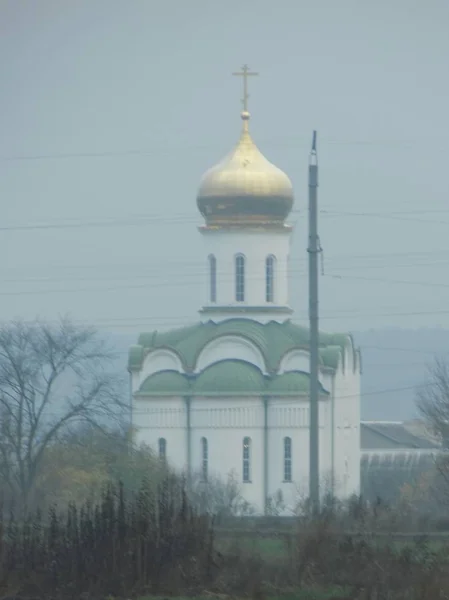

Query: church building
[128,68,361,514]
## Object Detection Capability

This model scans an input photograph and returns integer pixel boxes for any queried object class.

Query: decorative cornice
[198,223,293,233]
[200,305,294,315]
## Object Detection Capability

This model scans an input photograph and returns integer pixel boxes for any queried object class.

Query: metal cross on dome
[232,64,259,112]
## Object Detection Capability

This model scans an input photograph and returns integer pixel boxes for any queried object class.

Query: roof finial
[232,64,259,122]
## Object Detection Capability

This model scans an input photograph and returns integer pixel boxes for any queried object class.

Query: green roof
[130,318,354,373]
[139,370,190,395]
[195,360,265,394]
[129,345,145,370]
[268,372,317,394]
[136,360,330,397]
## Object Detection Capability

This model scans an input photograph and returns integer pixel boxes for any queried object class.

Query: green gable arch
[138,370,191,396]
[267,371,329,396]
[194,359,265,395]
[129,318,355,374]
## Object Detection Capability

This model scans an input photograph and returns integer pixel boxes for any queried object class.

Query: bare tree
[188,470,255,517]
[417,358,449,446]
[0,317,125,509]
[265,489,286,516]
[416,357,449,508]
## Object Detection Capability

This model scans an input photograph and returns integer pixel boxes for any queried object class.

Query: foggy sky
[1,0,449,339]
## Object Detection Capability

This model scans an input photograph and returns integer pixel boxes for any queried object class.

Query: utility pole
[308,130,320,513]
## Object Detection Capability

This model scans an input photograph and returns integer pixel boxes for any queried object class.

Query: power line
[2,268,449,298]
[2,256,449,285]
[10,306,449,333]
[129,383,429,415]
[77,307,449,328]
[0,216,200,232]
[35,382,429,419]
[322,210,449,227]
[360,344,449,355]
[3,207,449,233]
[326,273,449,290]
[3,248,449,275]
[2,136,449,162]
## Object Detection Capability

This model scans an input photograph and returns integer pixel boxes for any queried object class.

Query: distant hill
[353,328,449,421]
[108,328,449,422]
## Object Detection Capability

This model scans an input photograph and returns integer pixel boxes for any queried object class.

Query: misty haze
[1,1,449,599]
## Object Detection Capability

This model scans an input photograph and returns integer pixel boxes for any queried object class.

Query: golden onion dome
[197,111,294,226]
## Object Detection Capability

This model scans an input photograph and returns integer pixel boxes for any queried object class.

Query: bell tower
[196,66,295,323]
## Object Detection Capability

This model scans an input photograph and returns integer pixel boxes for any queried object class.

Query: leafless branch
[417,358,449,446]
[0,317,125,509]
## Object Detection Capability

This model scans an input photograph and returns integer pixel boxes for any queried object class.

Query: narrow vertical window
[235,254,245,302]
[243,436,251,482]
[201,437,208,482]
[158,437,167,460]
[209,254,217,303]
[265,255,275,302]
[283,437,292,482]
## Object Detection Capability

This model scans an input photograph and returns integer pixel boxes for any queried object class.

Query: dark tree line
[0,475,215,599]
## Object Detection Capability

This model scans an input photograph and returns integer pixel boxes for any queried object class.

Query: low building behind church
[360,420,440,506]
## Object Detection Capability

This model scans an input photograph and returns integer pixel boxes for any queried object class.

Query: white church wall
[319,400,333,495]
[266,398,333,511]
[132,397,189,472]
[267,400,309,511]
[195,335,267,374]
[199,227,292,314]
[332,346,361,499]
[131,371,140,394]
[190,396,265,512]
[130,343,361,511]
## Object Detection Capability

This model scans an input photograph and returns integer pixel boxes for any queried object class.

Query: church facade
[128,72,361,514]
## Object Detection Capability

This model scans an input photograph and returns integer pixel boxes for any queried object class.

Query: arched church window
[243,436,251,482]
[283,437,292,482]
[265,255,275,302]
[158,437,167,460]
[201,437,208,481]
[208,255,217,303]
[235,254,245,302]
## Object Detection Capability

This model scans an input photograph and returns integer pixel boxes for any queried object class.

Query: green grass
[216,532,449,561]
[216,535,288,559]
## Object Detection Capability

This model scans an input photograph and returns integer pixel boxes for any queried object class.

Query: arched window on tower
[283,436,292,482]
[158,437,167,461]
[265,255,276,302]
[243,436,251,482]
[235,254,245,302]
[201,437,208,482]
[208,254,217,303]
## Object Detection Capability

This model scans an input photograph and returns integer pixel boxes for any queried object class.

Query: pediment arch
[195,334,267,374]
[278,349,310,374]
[140,347,185,382]
[279,349,331,390]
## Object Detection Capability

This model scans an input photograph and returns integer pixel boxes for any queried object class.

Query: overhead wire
[128,383,432,415]
[2,150,449,332]
[1,256,449,283]
[3,248,449,276]
[20,306,449,331]
[2,139,448,421]
[2,268,449,298]
[2,135,449,162]
[36,382,433,418]
[3,206,449,233]
[4,251,449,281]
